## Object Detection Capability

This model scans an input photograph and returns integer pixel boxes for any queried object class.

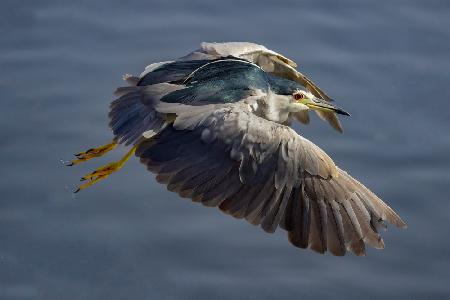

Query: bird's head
[267,75,350,116]
[292,90,350,116]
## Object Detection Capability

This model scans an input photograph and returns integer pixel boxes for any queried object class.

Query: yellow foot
[74,145,136,193]
[67,141,117,166]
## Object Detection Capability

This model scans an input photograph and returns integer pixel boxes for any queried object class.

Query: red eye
[294,93,305,100]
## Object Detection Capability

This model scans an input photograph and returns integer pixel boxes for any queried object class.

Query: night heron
[69,42,406,256]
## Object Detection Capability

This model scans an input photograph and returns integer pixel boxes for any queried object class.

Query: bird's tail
[108,75,168,146]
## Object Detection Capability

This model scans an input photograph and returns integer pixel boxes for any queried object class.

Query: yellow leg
[74,145,137,193]
[67,141,117,166]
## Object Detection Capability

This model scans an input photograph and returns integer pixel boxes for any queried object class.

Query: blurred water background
[1,0,449,299]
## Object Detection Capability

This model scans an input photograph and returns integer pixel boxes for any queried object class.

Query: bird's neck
[263,91,307,124]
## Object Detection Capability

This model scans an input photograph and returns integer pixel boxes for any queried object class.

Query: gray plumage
[107,42,406,256]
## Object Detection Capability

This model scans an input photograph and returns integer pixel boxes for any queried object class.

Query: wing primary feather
[308,199,326,253]
[328,200,347,256]
[261,186,292,233]
[245,175,276,225]
[326,203,346,256]
[287,183,311,249]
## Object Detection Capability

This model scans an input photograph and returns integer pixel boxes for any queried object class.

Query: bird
[68,42,406,256]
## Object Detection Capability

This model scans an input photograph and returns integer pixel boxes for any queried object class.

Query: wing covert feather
[136,103,405,256]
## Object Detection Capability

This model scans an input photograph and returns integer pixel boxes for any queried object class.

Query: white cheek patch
[289,102,309,112]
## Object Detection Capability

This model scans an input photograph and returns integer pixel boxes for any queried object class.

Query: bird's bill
[302,96,350,116]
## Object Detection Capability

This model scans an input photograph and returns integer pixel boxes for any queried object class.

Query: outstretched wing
[136,101,406,256]
[180,42,343,132]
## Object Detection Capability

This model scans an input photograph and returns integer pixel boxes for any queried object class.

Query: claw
[80,163,116,181]
[74,145,137,192]
[74,174,109,193]
[69,141,117,166]
[76,148,95,157]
